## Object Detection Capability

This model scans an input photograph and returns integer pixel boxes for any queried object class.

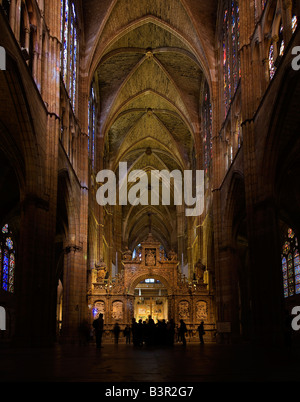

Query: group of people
[130,316,177,347]
[92,313,206,348]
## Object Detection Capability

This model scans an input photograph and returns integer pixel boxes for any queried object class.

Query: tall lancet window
[222,0,240,118]
[268,21,285,81]
[61,0,78,111]
[0,224,16,293]
[282,228,300,298]
[88,84,97,168]
[292,0,298,34]
[202,82,212,177]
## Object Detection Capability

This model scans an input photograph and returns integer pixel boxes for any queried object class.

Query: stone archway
[133,276,170,323]
[128,272,172,296]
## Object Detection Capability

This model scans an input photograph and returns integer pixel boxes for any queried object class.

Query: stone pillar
[14,194,57,347]
[60,244,87,343]
[247,198,286,345]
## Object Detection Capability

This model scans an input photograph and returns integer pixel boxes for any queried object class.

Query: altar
[87,232,215,342]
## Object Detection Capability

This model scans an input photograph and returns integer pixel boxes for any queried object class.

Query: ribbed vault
[83,0,217,251]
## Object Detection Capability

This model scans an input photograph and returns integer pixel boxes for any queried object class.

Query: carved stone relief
[112,301,123,320]
[178,300,190,320]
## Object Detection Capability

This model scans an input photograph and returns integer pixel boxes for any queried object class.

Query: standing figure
[197,321,205,344]
[124,324,131,344]
[179,319,187,346]
[93,313,104,348]
[113,322,121,344]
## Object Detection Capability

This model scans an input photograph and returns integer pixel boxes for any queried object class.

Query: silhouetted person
[198,321,205,344]
[93,313,104,348]
[124,324,131,344]
[137,319,143,346]
[142,321,148,345]
[179,319,187,346]
[131,318,139,346]
[167,319,175,346]
[148,315,155,345]
[113,322,121,344]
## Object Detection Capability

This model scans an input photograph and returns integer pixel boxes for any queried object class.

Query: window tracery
[61,0,78,111]
[0,224,15,293]
[266,0,298,82]
[222,0,240,118]
[282,228,300,298]
[268,43,276,80]
[292,0,298,34]
[88,84,97,168]
[202,82,212,177]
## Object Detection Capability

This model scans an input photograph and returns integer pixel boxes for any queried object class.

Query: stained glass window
[88,85,97,168]
[292,0,298,34]
[279,24,284,57]
[282,228,300,298]
[222,1,240,118]
[202,83,212,176]
[292,14,298,34]
[61,0,78,111]
[0,224,15,293]
[268,18,288,81]
[261,0,267,11]
[269,44,275,80]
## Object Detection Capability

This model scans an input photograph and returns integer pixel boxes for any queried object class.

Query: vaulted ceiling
[81,0,218,250]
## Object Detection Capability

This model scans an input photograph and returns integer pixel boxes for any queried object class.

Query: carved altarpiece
[87,233,214,340]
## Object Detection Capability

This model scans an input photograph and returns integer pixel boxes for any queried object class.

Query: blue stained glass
[6,237,13,250]
[73,27,77,109]
[61,1,78,111]
[60,0,63,42]
[0,226,15,293]
[63,0,69,84]
[3,250,9,291]
[69,13,74,100]
[223,1,240,116]
[282,256,287,268]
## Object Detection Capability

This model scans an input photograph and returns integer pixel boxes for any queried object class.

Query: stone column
[14,194,57,347]
[247,198,286,345]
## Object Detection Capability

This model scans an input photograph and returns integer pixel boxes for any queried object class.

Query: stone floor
[1,340,300,385]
